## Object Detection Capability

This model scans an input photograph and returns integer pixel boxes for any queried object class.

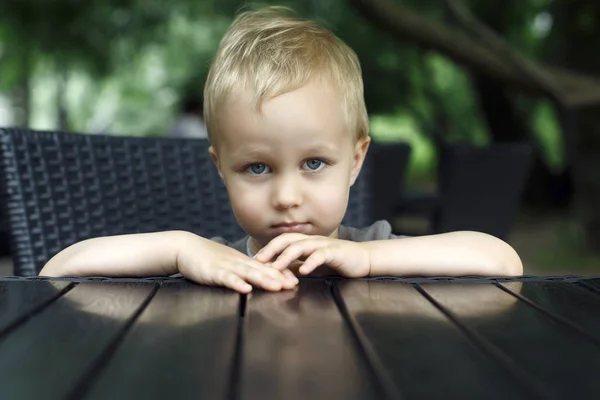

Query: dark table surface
[1,275,599,400]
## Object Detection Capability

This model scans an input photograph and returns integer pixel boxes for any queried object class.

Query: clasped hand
[254,233,371,278]
[178,234,371,294]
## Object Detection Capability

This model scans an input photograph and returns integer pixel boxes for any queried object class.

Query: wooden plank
[239,279,383,400]
[581,278,600,293]
[0,281,154,400]
[0,280,70,334]
[423,282,600,399]
[83,281,240,400]
[337,280,533,399]
[501,281,600,342]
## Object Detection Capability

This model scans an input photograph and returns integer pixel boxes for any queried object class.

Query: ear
[349,136,371,186]
[208,146,224,181]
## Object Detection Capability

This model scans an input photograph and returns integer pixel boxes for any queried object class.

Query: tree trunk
[569,107,600,249]
[550,0,600,249]
[465,0,573,209]
[56,68,70,131]
[472,75,527,143]
[471,75,548,207]
[11,53,32,127]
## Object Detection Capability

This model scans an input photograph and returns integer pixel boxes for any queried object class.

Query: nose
[272,174,303,210]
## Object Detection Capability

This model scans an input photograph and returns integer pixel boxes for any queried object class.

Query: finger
[298,249,329,275]
[231,263,284,292]
[250,260,289,282]
[281,268,299,289]
[181,267,253,293]
[254,233,306,262]
[272,240,325,271]
[221,272,253,294]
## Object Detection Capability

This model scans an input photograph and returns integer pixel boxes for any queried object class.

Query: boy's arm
[40,231,190,277]
[365,231,523,277]
[40,231,298,293]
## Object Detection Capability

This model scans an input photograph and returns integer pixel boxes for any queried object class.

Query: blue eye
[303,159,325,171]
[246,163,270,175]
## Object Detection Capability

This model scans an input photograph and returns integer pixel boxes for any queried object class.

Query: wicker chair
[364,142,411,226]
[0,128,370,275]
[397,142,533,240]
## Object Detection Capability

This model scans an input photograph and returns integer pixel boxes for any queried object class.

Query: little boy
[40,7,523,293]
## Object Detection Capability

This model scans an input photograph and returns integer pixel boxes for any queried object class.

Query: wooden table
[1,275,599,400]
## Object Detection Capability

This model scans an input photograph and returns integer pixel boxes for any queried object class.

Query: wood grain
[424,282,600,399]
[581,278,600,294]
[0,280,70,335]
[501,281,600,343]
[0,281,154,400]
[338,279,532,399]
[83,281,240,400]
[239,279,383,400]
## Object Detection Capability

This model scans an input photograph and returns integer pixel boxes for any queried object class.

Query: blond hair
[204,6,368,142]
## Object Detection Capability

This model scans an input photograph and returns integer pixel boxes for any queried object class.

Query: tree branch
[442,0,563,103]
[349,0,600,108]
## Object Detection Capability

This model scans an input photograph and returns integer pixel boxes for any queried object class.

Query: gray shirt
[211,220,402,257]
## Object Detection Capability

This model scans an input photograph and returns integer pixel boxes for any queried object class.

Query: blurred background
[1,0,599,275]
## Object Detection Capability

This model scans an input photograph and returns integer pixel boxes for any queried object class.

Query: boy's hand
[254,234,371,278]
[177,235,298,294]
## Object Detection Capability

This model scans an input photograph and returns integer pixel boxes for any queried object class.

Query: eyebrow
[228,147,270,160]
[303,142,340,154]
[232,142,341,158]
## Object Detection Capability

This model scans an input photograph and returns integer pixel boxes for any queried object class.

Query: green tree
[0,0,215,128]
[350,0,600,251]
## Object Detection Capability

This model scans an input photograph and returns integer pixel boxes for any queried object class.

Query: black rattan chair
[364,142,411,224]
[397,142,533,240]
[0,128,371,275]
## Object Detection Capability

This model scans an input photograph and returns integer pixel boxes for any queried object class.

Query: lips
[272,222,310,234]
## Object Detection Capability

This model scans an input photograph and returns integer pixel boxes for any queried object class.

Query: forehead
[214,82,352,152]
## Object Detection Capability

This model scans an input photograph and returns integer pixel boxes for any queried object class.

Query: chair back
[435,142,533,240]
[0,128,370,275]
[364,142,411,224]
[0,129,244,275]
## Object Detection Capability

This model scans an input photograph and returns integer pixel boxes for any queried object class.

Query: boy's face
[210,81,370,248]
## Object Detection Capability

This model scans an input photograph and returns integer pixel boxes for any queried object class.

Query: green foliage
[531,100,564,173]
[0,0,212,71]
[369,113,435,181]
[0,0,574,174]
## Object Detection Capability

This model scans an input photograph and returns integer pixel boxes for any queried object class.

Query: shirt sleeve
[340,220,408,242]
[210,236,230,246]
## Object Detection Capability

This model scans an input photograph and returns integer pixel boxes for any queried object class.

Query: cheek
[313,182,349,213]
[225,180,267,228]
[307,172,351,223]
